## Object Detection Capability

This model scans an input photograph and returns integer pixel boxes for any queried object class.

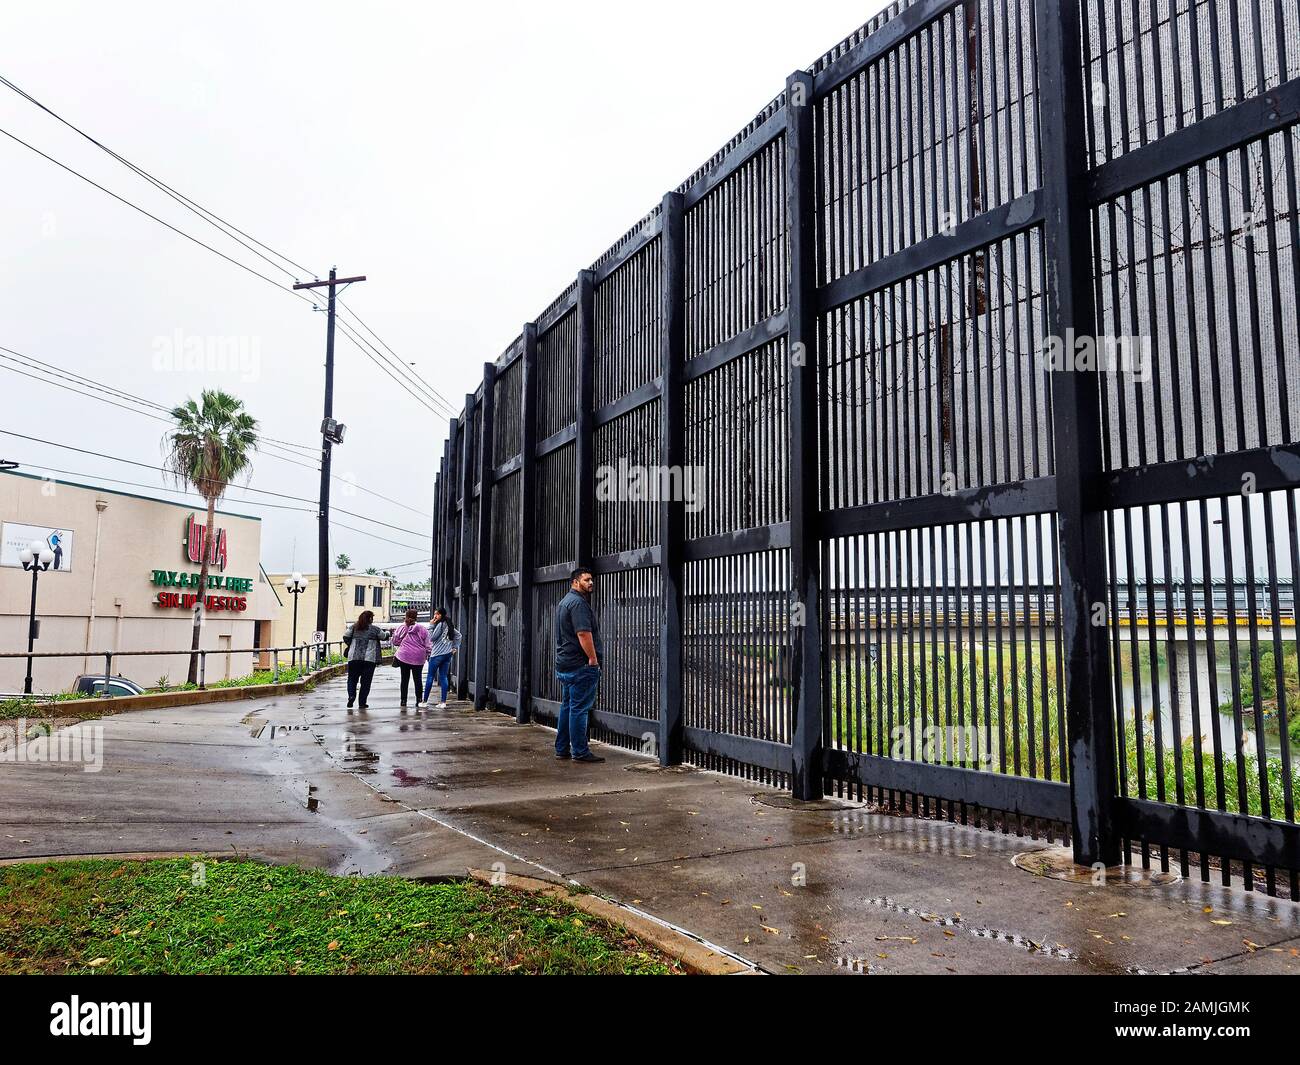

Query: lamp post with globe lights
[284,572,309,668]
[19,539,55,695]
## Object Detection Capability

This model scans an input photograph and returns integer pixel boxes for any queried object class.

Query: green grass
[0,694,92,719]
[1119,720,1300,819]
[831,643,1065,778]
[0,859,680,975]
[830,645,1300,818]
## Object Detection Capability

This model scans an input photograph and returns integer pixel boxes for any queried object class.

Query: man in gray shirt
[553,567,605,763]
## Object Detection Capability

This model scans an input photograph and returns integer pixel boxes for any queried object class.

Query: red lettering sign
[183,514,228,572]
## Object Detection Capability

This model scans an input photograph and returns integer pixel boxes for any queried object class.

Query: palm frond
[163,388,261,504]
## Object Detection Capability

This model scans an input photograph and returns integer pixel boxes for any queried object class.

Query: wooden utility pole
[293,267,365,643]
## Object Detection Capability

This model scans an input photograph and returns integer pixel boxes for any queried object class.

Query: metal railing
[0,641,351,699]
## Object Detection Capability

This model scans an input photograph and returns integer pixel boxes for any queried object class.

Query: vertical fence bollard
[457,395,477,701]
[785,69,825,801]
[104,652,113,698]
[473,363,497,710]
[442,427,458,611]
[658,192,687,766]
[1034,0,1119,867]
[199,650,207,690]
[574,269,596,570]
[517,323,539,724]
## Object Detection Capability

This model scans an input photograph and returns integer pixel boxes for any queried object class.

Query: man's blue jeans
[423,653,453,703]
[555,665,600,758]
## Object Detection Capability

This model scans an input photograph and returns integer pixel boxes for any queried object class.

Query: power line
[0,353,323,471]
[331,519,426,552]
[16,344,320,455]
[1,85,458,456]
[0,78,457,422]
[0,360,172,423]
[371,556,433,572]
[0,346,169,412]
[336,300,459,415]
[3,462,436,561]
[5,461,314,515]
[332,315,454,417]
[0,71,317,281]
[0,358,324,472]
[2,344,433,517]
[0,428,430,537]
[0,122,319,304]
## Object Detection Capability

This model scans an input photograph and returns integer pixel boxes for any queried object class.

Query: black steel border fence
[429,0,1300,896]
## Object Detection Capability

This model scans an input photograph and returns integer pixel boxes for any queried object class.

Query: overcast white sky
[0,0,888,579]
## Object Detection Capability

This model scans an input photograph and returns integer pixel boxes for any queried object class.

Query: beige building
[266,571,396,649]
[0,470,280,695]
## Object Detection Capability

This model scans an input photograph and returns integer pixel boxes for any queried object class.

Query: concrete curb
[467,868,757,975]
[18,659,357,716]
[0,850,236,867]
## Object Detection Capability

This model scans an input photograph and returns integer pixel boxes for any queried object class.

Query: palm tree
[164,390,259,683]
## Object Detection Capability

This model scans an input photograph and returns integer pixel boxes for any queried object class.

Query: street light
[19,538,54,695]
[284,572,309,668]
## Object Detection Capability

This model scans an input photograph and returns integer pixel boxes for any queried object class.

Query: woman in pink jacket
[391,608,432,708]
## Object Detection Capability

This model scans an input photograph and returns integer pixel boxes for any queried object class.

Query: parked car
[73,674,145,697]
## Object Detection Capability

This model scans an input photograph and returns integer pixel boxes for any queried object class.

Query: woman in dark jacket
[343,609,383,709]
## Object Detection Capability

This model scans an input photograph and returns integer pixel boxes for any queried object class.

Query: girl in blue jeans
[420,607,461,708]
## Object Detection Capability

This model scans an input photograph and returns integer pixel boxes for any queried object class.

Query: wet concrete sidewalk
[3,668,1300,974]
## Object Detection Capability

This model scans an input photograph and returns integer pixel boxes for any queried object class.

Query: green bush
[1120,719,1300,819]
[831,642,1065,778]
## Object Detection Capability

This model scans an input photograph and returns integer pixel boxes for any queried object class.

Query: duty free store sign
[151,513,250,611]
[150,570,253,612]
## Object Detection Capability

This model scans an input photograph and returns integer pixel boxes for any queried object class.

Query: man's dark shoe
[555,751,571,760]
[573,752,605,763]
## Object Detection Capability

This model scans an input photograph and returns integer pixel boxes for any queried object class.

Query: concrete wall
[0,470,278,694]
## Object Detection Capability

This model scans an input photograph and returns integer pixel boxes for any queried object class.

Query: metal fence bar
[785,69,823,801]
[658,191,686,764]
[456,396,476,700]
[517,322,539,723]
[442,420,459,609]
[575,269,596,569]
[432,445,446,610]
[474,363,497,709]
[1036,0,1119,866]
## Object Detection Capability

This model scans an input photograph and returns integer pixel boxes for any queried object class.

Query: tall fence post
[444,420,460,610]
[473,364,497,710]
[1035,0,1119,867]
[517,323,539,724]
[433,445,447,609]
[658,194,687,765]
[785,69,824,801]
[575,269,596,569]
[456,396,476,700]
